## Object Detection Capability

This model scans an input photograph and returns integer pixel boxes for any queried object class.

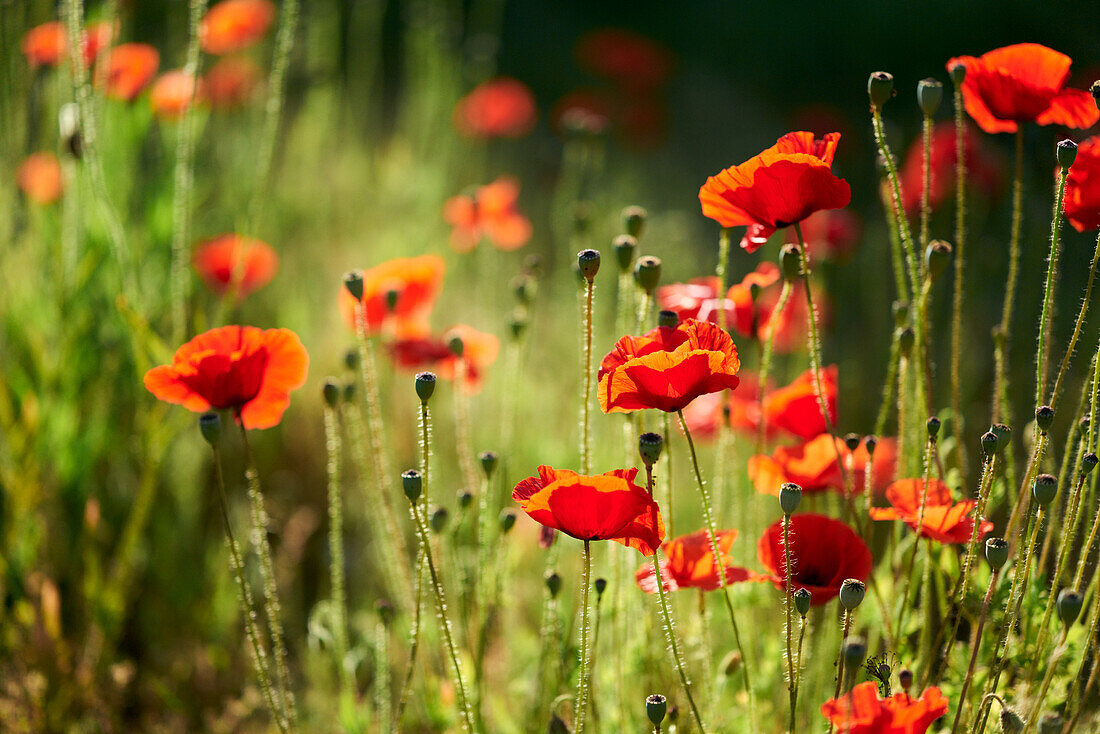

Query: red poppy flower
[81,21,115,66]
[656,277,734,325]
[757,513,871,605]
[762,366,838,440]
[729,262,821,354]
[22,20,115,69]
[869,479,994,545]
[821,681,949,733]
[785,209,862,262]
[681,372,767,440]
[634,529,757,593]
[389,324,500,394]
[98,43,160,101]
[201,0,276,55]
[699,131,852,253]
[948,44,1098,135]
[513,465,665,556]
[598,318,741,414]
[748,434,897,497]
[193,233,278,298]
[17,152,63,205]
[338,255,445,337]
[899,121,1003,216]
[453,77,537,139]
[1064,136,1100,232]
[575,29,672,90]
[144,325,308,430]
[442,177,533,252]
[204,56,261,109]
[150,70,205,119]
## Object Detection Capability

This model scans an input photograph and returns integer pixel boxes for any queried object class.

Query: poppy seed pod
[949,61,967,87]
[779,482,802,515]
[985,537,1009,569]
[595,578,607,598]
[1058,589,1084,626]
[842,636,867,666]
[479,450,498,479]
[613,234,637,273]
[917,78,943,116]
[1033,474,1058,507]
[343,270,364,301]
[868,71,895,108]
[793,587,811,616]
[927,416,941,439]
[344,348,359,371]
[376,598,394,626]
[623,206,647,238]
[925,240,953,280]
[458,489,474,509]
[898,327,916,354]
[322,378,340,408]
[639,432,664,466]
[1057,139,1078,169]
[634,255,662,294]
[1000,708,1025,734]
[658,309,679,328]
[864,435,878,455]
[578,248,601,282]
[844,433,862,452]
[430,506,449,533]
[898,668,913,691]
[414,371,436,403]
[499,509,517,533]
[545,571,562,598]
[645,693,667,725]
[780,243,802,281]
[384,288,400,312]
[1036,405,1054,433]
[199,412,222,445]
[839,579,866,610]
[401,469,422,503]
[668,705,680,723]
[1082,452,1099,476]
[981,431,999,456]
[991,423,1011,449]
[342,382,356,403]
[508,313,527,340]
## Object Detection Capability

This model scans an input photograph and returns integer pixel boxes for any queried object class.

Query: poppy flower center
[181,346,269,409]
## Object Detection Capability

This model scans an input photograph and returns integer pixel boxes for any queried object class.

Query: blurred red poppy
[339,255,445,337]
[870,479,993,545]
[1064,136,1100,232]
[23,20,116,69]
[700,131,852,252]
[657,277,731,324]
[144,325,308,430]
[98,43,159,101]
[635,529,756,593]
[193,233,278,298]
[598,318,741,414]
[948,44,1098,135]
[762,366,838,439]
[442,177,532,252]
[204,56,261,109]
[453,77,537,139]
[757,513,871,605]
[575,29,672,90]
[727,262,819,354]
[899,121,1003,216]
[785,209,862,262]
[681,373,766,440]
[821,681,948,733]
[17,152,63,205]
[513,465,665,556]
[389,324,500,394]
[150,70,205,119]
[201,0,276,55]
[748,435,897,497]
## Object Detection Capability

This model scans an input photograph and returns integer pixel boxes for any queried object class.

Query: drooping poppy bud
[999,708,1025,734]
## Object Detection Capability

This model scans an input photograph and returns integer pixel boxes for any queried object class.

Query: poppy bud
[595,578,607,599]
[645,693,667,726]
[917,78,943,116]
[991,423,1011,450]
[384,288,400,312]
[898,669,913,691]
[613,234,637,273]
[1039,715,1063,734]
[949,61,967,87]
[793,588,811,617]
[999,708,1025,734]
[344,348,359,371]
[545,571,562,598]
[479,450,498,479]
[415,372,436,404]
[199,412,221,446]
[657,310,679,329]
[376,598,394,626]
[868,71,894,108]
[447,333,465,358]
[401,469,422,503]
[458,489,474,509]
[1058,589,1083,626]
[577,248,601,282]
[508,313,528,340]
[548,713,569,734]
[842,636,867,666]
[985,537,1009,569]
[925,240,952,281]
[343,270,364,301]
[322,378,340,408]
[634,255,662,294]
[898,327,915,354]
[839,579,866,610]
[499,509,517,533]
[343,382,356,403]
[721,649,742,676]
[1082,452,1098,476]
[864,435,878,455]
[639,432,664,466]
[927,416,941,439]
[981,431,999,456]
[1057,139,1078,170]
[779,482,802,515]
[1035,405,1054,433]
[780,243,802,282]
[1033,474,1058,507]
[892,300,909,327]
[844,433,862,452]
[430,507,449,533]
[623,206,647,238]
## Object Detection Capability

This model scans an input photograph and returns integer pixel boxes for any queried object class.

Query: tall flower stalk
[321,381,352,705]
[949,63,969,478]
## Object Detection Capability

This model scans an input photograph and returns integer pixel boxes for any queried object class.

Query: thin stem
[394,551,425,727]
[991,130,1025,425]
[784,515,796,734]
[454,360,480,495]
[896,437,936,634]
[950,79,969,479]
[1036,166,1070,406]
[950,570,998,734]
[575,540,594,734]
[582,277,594,475]
[1025,630,1070,731]
[717,227,730,331]
[794,615,807,723]
[880,175,911,302]
[874,330,902,439]
[662,413,673,536]
[757,281,793,452]
[374,619,391,731]
[920,113,933,256]
[1051,229,1100,410]
[871,106,922,296]
[1065,554,1100,728]
[323,403,352,700]
[829,610,853,734]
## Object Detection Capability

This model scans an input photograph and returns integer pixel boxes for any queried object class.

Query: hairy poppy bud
[322,378,340,408]
[595,578,607,598]
[199,412,221,445]
[927,416,941,439]
[981,431,999,457]
[639,432,664,466]
[917,78,943,116]
[1081,452,1098,476]
[780,243,802,282]
[548,714,569,734]
[898,669,913,691]
[645,694,667,726]
[1035,405,1054,433]
[839,579,866,610]
[925,240,952,281]
[430,506,449,533]
[721,649,742,676]
[844,433,862,452]
[658,310,678,328]
[999,708,1025,734]
[1033,474,1057,507]
[1058,589,1083,626]
[779,483,802,515]
[794,588,811,617]
[376,598,394,626]
[892,300,909,327]
[949,61,967,87]
[1057,139,1078,169]
[613,234,637,273]
[344,348,359,371]
[868,71,894,108]
[415,372,436,404]
[898,327,915,354]
[623,205,647,238]
[499,509,516,533]
[343,382,356,403]
[458,489,474,509]
[578,249,601,282]
[401,469,422,503]
[985,537,1009,569]
[343,270,364,301]
[384,288,400,312]
[545,571,562,598]
[864,435,878,455]
[634,255,662,294]
[479,450,498,479]
[842,636,867,666]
